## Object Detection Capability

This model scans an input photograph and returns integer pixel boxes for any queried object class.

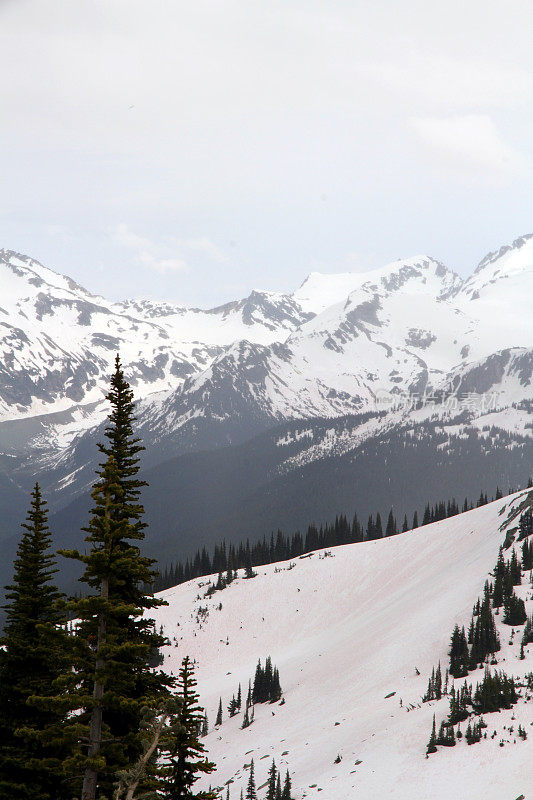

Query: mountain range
[0,235,532,588]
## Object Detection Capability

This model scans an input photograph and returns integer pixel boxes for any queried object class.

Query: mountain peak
[0,248,93,299]
[456,233,533,307]
[294,256,460,314]
[475,233,533,274]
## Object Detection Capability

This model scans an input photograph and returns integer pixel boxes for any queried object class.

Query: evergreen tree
[156,657,216,799]
[227,695,239,717]
[113,702,174,800]
[252,657,282,704]
[245,543,255,579]
[447,682,472,724]
[0,484,70,800]
[449,625,469,678]
[522,538,533,571]
[468,592,500,668]
[521,613,533,648]
[275,773,282,800]
[55,356,172,799]
[426,714,437,755]
[503,592,527,625]
[281,770,292,800]
[492,549,507,608]
[472,668,517,714]
[509,549,522,585]
[216,698,223,726]
[518,509,533,540]
[246,759,257,800]
[266,760,277,800]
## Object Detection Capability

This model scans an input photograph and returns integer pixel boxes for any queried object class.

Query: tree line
[154,489,519,593]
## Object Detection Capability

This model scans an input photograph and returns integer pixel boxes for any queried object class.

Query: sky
[1,0,533,308]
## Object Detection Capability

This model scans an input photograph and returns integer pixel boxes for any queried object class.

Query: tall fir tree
[246,759,257,800]
[56,356,172,799]
[281,770,292,800]
[266,759,277,800]
[426,714,437,755]
[0,484,70,800]
[449,624,469,678]
[156,656,216,799]
[216,698,223,726]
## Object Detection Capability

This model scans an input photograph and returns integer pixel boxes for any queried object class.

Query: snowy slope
[154,491,533,800]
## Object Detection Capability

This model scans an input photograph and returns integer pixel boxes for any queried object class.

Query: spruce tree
[0,484,70,800]
[266,759,277,800]
[503,592,527,625]
[246,759,257,800]
[216,698,223,726]
[56,356,172,799]
[449,625,469,678]
[281,770,292,800]
[426,714,437,755]
[156,656,216,799]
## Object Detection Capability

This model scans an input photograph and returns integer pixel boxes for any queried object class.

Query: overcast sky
[2,0,533,307]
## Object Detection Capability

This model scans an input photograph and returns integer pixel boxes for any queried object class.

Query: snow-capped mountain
[2,237,533,440]
[1,234,533,573]
[129,243,533,456]
[0,249,308,428]
[153,490,533,800]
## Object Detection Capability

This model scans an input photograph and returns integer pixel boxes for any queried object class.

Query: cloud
[137,252,188,275]
[112,223,187,274]
[172,236,229,264]
[112,224,228,275]
[113,223,151,252]
[362,57,533,111]
[409,115,527,180]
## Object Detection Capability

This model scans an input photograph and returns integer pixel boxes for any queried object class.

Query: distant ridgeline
[153,482,531,592]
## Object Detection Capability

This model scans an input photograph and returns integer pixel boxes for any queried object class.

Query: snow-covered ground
[154,491,533,800]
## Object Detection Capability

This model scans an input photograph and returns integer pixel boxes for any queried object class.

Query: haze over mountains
[0,235,532,586]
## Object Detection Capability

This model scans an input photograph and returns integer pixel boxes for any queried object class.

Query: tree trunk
[82,495,111,800]
[113,708,169,800]
[81,574,109,800]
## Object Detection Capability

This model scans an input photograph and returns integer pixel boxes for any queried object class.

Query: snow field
[154,491,533,799]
